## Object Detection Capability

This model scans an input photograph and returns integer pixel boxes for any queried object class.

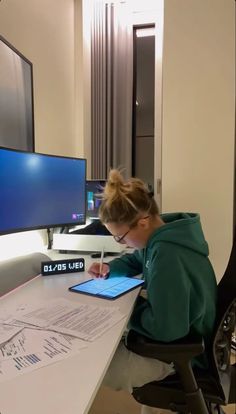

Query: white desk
[0,253,139,414]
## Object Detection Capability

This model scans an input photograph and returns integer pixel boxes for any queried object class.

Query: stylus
[99,246,104,276]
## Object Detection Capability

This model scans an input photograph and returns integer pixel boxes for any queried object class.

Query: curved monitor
[0,147,86,234]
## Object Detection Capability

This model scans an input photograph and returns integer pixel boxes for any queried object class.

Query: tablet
[68,276,144,300]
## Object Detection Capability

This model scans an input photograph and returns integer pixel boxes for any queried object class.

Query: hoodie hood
[147,212,209,256]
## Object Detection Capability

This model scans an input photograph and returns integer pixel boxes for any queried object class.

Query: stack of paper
[0,298,125,382]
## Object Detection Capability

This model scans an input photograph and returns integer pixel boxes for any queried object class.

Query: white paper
[0,323,23,346]
[0,328,87,382]
[49,303,125,341]
[0,303,28,323]
[8,300,75,328]
[1,302,45,330]
[11,298,126,341]
[3,319,45,330]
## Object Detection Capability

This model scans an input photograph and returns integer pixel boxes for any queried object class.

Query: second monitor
[54,178,125,254]
[86,179,106,222]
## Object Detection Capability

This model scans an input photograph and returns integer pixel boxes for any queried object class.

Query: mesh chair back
[209,237,236,402]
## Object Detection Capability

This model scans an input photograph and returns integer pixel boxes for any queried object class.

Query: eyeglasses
[113,216,150,244]
[113,229,131,244]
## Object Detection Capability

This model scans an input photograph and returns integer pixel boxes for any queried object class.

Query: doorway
[132,25,155,190]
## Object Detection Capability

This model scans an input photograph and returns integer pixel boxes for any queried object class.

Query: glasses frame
[113,216,150,244]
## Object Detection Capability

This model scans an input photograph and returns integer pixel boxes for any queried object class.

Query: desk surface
[0,252,139,414]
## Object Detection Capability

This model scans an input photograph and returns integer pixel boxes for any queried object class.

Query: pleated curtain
[91,1,133,179]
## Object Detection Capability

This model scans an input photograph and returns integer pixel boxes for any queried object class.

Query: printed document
[0,323,22,346]
[8,298,126,341]
[0,328,86,382]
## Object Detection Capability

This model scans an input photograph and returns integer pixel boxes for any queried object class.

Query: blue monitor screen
[0,147,86,234]
[86,180,106,221]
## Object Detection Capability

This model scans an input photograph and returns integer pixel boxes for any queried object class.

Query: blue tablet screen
[69,277,144,300]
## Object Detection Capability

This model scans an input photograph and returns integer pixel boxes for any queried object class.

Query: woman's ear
[138,216,150,230]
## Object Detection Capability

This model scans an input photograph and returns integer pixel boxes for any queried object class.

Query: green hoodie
[109,212,217,366]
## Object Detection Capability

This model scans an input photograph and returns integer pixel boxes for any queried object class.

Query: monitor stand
[52,233,124,254]
[51,220,124,255]
[70,220,111,236]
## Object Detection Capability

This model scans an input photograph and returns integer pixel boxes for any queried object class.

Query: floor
[89,386,235,414]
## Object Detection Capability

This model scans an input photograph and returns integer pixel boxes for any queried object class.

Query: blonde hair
[99,169,159,224]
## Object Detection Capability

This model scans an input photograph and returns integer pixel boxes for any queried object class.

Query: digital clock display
[41,258,85,276]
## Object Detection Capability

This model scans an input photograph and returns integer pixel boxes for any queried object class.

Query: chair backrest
[217,236,236,322]
[0,252,51,296]
[208,237,236,402]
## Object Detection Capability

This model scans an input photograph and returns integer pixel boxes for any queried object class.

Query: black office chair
[126,238,236,414]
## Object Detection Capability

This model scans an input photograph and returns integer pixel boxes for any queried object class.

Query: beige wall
[0,0,84,259]
[0,0,80,157]
[161,0,235,279]
[75,0,92,172]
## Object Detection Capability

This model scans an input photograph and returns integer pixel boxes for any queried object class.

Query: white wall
[112,0,235,278]
[0,0,84,260]
[161,0,235,279]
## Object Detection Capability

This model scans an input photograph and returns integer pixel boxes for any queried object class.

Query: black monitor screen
[0,147,86,234]
[86,180,106,221]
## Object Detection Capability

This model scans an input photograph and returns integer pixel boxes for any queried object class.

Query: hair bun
[102,169,124,206]
[99,169,159,223]
[108,169,124,187]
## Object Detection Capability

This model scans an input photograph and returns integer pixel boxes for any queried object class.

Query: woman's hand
[88,262,110,279]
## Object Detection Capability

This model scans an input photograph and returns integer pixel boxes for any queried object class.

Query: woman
[88,169,217,411]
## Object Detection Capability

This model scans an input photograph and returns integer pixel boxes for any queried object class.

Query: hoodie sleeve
[108,250,143,277]
[129,246,194,342]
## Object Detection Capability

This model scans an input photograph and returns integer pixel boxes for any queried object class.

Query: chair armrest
[127,330,210,414]
[126,329,205,365]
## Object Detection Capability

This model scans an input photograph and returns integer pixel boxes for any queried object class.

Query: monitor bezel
[0,146,87,235]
